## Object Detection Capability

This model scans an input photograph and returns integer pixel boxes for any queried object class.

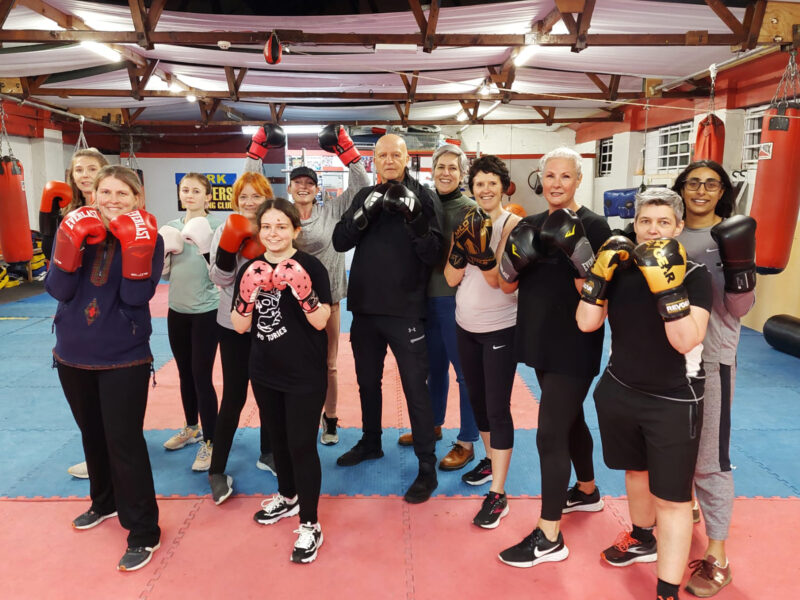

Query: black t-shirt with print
[234,250,332,394]
[605,259,712,401]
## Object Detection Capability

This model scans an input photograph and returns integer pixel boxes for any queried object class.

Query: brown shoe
[438,443,475,471]
[685,555,731,597]
[398,425,442,446]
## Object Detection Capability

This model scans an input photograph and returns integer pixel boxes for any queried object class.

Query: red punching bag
[750,104,800,274]
[0,155,34,263]
[693,113,725,163]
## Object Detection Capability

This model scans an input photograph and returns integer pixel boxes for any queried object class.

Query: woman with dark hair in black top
[230,198,332,564]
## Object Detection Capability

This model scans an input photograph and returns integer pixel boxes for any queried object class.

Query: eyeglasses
[685,178,722,192]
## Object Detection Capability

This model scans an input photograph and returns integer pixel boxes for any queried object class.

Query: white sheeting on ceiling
[0,0,762,125]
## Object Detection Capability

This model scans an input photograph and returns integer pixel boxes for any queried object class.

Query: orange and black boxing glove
[452,207,495,271]
[580,236,635,306]
[633,238,691,321]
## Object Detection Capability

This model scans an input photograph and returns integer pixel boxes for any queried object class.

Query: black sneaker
[209,473,233,505]
[601,531,658,567]
[291,522,324,564]
[403,467,438,504]
[72,509,118,530]
[562,482,604,513]
[461,457,492,486]
[254,493,300,525]
[256,452,277,475]
[499,527,569,568]
[117,542,160,571]
[336,439,384,467]
[320,412,339,445]
[472,491,509,529]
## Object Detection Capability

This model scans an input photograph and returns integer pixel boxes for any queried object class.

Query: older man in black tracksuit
[332,133,443,503]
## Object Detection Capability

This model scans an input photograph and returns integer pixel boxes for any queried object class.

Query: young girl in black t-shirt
[230,198,332,564]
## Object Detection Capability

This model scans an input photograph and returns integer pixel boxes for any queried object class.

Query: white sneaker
[68,461,89,479]
[192,441,212,471]
[291,522,323,564]
[164,424,202,450]
[320,413,339,445]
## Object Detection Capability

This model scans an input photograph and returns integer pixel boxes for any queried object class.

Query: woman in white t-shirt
[444,155,520,530]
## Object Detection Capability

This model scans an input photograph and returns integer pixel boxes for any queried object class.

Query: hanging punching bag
[693,113,725,163]
[750,104,800,274]
[0,155,34,264]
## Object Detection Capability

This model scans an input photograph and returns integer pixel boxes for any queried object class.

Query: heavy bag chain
[0,103,14,158]
[707,64,718,115]
[771,48,799,108]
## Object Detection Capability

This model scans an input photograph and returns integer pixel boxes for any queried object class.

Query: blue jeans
[425,296,479,442]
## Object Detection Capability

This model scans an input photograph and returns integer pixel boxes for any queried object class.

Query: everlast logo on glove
[128,211,152,241]
[64,208,100,230]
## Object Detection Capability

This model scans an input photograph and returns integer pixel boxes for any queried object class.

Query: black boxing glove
[246,123,286,160]
[711,215,757,293]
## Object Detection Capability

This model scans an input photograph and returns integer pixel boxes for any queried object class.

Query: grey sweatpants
[694,361,735,541]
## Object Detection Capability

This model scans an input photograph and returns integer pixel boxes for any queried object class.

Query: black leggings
[167,308,219,442]
[57,362,160,547]
[456,325,517,450]
[535,369,596,521]
[209,324,270,475]
[252,381,326,524]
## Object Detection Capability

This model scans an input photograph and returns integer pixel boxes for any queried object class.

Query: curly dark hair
[468,155,511,194]
[672,160,735,219]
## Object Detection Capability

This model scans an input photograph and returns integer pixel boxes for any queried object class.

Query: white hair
[540,147,583,177]
[635,187,685,221]
[432,144,469,180]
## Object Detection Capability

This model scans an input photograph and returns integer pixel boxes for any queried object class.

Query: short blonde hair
[231,172,274,212]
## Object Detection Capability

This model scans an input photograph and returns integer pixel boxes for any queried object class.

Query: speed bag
[0,156,34,263]
[750,104,800,274]
[693,113,725,164]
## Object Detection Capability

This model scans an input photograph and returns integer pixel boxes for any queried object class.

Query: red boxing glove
[241,238,267,259]
[246,123,287,161]
[273,258,320,313]
[53,206,106,273]
[39,181,73,237]
[235,260,274,316]
[216,214,254,272]
[318,124,361,166]
[109,209,158,280]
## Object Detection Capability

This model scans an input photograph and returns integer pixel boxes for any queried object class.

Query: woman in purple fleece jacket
[45,166,164,573]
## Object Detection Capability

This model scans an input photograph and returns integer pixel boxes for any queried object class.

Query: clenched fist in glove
[273,258,320,313]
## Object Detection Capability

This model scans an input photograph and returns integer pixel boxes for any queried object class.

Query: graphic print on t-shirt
[255,289,287,342]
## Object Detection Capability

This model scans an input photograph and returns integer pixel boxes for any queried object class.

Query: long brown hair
[65,148,109,212]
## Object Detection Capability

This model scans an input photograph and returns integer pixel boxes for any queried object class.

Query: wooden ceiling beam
[585,72,609,95]
[131,115,624,128]
[608,74,621,101]
[0,29,748,47]
[14,88,702,101]
[130,107,146,122]
[535,8,563,35]
[224,66,248,102]
[128,0,153,49]
[146,0,167,33]
[393,102,405,121]
[423,0,440,53]
[573,0,595,52]
[407,0,428,36]
[0,0,14,30]
[704,0,746,37]
[742,0,767,50]
[126,64,141,100]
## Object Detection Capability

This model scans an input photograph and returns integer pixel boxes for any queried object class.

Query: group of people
[43,125,755,599]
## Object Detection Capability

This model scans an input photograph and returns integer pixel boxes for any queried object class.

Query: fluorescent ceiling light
[514,45,538,67]
[186,94,197,102]
[242,126,259,134]
[456,111,468,122]
[282,125,322,134]
[80,41,121,62]
[375,43,418,52]
[169,82,183,93]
